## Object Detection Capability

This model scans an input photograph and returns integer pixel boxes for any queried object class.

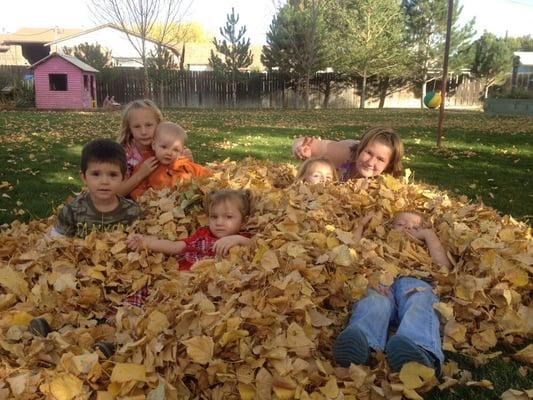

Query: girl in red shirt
[128,189,253,270]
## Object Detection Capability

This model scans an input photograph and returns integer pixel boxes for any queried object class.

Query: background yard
[0,108,531,225]
[0,108,532,398]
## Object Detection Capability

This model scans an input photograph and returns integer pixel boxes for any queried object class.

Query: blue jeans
[346,277,444,365]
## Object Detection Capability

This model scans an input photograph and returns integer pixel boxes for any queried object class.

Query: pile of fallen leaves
[0,158,531,399]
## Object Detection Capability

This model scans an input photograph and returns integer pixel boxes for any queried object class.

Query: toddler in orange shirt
[130,122,210,200]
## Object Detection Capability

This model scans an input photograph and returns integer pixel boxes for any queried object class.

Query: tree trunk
[421,79,427,109]
[232,70,237,108]
[360,71,367,109]
[323,79,331,109]
[378,76,390,109]
[304,72,310,109]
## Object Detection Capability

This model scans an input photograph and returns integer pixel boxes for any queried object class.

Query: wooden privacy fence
[5,64,528,108]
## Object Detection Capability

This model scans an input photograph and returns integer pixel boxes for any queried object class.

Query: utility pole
[436,0,453,148]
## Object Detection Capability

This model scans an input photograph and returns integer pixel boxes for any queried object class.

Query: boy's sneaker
[93,341,115,358]
[28,317,52,337]
[333,325,370,367]
[385,334,439,373]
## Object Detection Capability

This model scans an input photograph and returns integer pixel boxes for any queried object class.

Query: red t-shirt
[178,227,251,271]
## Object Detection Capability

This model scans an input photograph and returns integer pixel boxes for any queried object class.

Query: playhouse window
[49,74,68,91]
[83,75,89,90]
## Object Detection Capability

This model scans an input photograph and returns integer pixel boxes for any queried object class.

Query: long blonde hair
[349,127,404,178]
[117,99,163,146]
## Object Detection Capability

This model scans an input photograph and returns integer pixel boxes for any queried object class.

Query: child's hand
[369,282,391,297]
[293,136,315,160]
[181,147,194,162]
[213,235,250,256]
[127,234,151,251]
[404,227,432,244]
[138,156,159,178]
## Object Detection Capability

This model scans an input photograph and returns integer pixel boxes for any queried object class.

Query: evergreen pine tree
[262,0,329,109]
[209,8,253,107]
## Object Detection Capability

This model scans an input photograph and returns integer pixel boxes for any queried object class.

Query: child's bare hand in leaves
[293,136,315,160]
[213,235,250,256]
[369,282,392,297]
[127,234,151,251]
[137,156,159,178]
[403,227,432,245]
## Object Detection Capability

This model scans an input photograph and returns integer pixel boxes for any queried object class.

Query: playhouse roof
[30,53,99,73]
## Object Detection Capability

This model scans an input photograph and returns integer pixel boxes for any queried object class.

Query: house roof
[44,24,179,53]
[1,28,83,45]
[0,34,29,65]
[514,51,533,66]
[30,53,99,72]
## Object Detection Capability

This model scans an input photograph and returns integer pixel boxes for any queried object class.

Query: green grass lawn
[1,108,531,226]
[0,108,531,398]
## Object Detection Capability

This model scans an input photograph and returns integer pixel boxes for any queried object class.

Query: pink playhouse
[30,53,98,109]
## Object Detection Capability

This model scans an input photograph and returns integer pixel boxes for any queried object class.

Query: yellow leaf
[261,249,280,271]
[53,273,77,292]
[498,228,515,242]
[307,232,327,248]
[444,319,467,343]
[286,243,306,258]
[286,322,314,349]
[48,374,84,400]
[326,236,340,249]
[183,336,214,364]
[219,330,249,347]
[433,302,454,320]
[513,344,533,364]
[399,362,435,390]
[158,211,174,224]
[96,392,115,400]
[0,266,29,300]
[10,311,34,326]
[332,244,355,267]
[382,174,403,191]
[110,241,126,254]
[319,377,339,398]
[272,385,295,400]
[471,328,497,351]
[6,372,30,396]
[238,383,255,400]
[501,389,530,400]
[110,363,146,383]
[504,268,529,287]
[146,310,170,337]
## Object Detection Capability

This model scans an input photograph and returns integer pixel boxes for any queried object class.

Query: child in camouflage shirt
[50,139,141,238]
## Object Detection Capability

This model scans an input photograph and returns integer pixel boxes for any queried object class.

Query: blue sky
[1,0,532,44]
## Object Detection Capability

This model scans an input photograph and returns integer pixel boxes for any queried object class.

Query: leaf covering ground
[0,159,531,399]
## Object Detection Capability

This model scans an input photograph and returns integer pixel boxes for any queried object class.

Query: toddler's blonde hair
[296,156,338,182]
[206,189,252,219]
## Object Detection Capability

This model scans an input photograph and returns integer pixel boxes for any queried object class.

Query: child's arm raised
[407,228,451,268]
[212,235,251,256]
[292,137,358,168]
[118,157,159,196]
[127,234,186,255]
